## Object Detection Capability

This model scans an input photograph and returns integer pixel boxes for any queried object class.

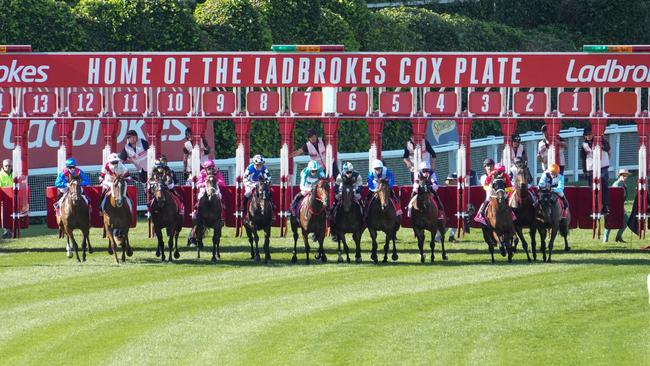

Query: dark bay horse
[290,180,329,264]
[195,175,223,263]
[366,178,401,263]
[481,178,516,262]
[534,188,570,262]
[332,176,365,263]
[103,175,133,264]
[244,180,273,264]
[509,168,533,262]
[411,184,447,263]
[60,178,91,262]
[149,177,183,262]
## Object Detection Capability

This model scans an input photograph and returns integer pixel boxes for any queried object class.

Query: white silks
[57,145,67,173]
[368,143,377,171]
[280,143,289,184]
[12,146,22,178]
[146,144,156,179]
[502,143,512,172]
[325,143,333,178]
[235,143,244,184]
[102,144,111,167]
[592,145,602,191]
[191,144,201,179]
[547,144,557,167]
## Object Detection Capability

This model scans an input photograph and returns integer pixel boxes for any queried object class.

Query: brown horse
[103,175,133,264]
[59,178,92,262]
[149,177,183,262]
[194,175,223,262]
[411,184,447,263]
[508,168,533,262]
[481,178,516,262]
[366,178,401,263]
[290,180,329,264]
[244,180,273,264]
[331,175,365,263]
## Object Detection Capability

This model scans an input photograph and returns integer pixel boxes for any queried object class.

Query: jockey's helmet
[549,164,560,175]
[202,160,215,170]
[483,158,495,167]
[253,154,265,165]
[418,161,431,172]
[343,161,354,173]
[108,153,120,164]
[512,133,521,143]
[372,159,384,170]
[65,158,77,168]
[495,163,506,173]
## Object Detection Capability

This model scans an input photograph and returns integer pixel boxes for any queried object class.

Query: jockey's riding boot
[433,192,446,219]
[561,196,569,218]
[475,202,488,226]
[242,195,250,219]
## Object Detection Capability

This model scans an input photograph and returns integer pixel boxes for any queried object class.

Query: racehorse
[481,178,516,262]
[194,174,223,262]
[365,178,401,263]
[244,180,273,264]
[331,176,365,263]
[533,188,570,262]
[290,180,329,264]
[103,175,133,264]
[509,167,534,262]
[59,177,92,262]
[410,183,447,263]
[149,176,183,262]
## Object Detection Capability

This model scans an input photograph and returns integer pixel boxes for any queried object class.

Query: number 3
[481,94,489,112]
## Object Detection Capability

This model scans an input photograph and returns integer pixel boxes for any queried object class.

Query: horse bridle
[112,176,127,207]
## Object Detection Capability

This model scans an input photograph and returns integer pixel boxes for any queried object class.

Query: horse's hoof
[250,252,255,260]
[174,251,180,259]
[305,259,310,265]
[161,255,166,262]
[370,254,378,263]
[355,256,362,264]
[291,255,297,264]
[431,255,435,263]
[254,254,260,263]
[126,248,133,257]
[346,257,351,264]
[211,256,218,263]
[565,246,571,252]
[314,252,321,261]
[392,253,399,261]
[321,253,327,263]
[108,247,113,255]
[420,255,425,263]
[337,255,343,263]
[67,252,73,259]
[88,247,93,254]
[508,253,513,263]
[155,249,161,257]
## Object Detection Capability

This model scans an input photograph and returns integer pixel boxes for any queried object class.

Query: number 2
[525,94,534,112]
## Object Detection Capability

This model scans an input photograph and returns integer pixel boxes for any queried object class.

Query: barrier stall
[1,47,648,233]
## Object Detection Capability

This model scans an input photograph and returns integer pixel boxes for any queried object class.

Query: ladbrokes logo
[566,59,650,83]
[0,60,50,83]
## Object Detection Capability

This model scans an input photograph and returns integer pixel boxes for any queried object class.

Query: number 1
[571,93,579,112]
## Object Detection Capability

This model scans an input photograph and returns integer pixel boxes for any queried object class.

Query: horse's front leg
[290,218,299,264]
[539,228,548,262]
[391,230,399,262]
[337,231,343,263]
[414,227,425,263]
[548,227,559,263]
[167,227,174,263]
[212,222,222,263]
[154,226,165,262]
[482,227,496,263]
[318,232,327,263]
[382,232,390,263]
[353,231,362,264]
[245,225,255,260]
[429,228,436,263]
[85,229,93,254]
[263,226,271,264]
[301,228,311,265]
[438,223,448,261]
[369,228,378,263]
[68,229,81,263]
[515,225,531,262]
[341,235,351,263]
[253,228,261,262]
[65,234,72,259]
[530,224,538,261]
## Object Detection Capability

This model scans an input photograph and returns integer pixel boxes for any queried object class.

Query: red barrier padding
[604,187,625,230]
[0,187,28,230]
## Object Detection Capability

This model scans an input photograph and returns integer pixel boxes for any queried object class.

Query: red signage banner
[0,118,215,170]
[2,53,650,87]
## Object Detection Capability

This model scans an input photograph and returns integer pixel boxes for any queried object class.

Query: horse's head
[492,178,507,204]
[252,179,270,214]
[150,177,167,208]
[112,175,127,207]
[416,183,432,209]
[536,188,556,222]
[514,167,528,189]
[205,174,217,201]
[340,179,356,212]
[313,179,329,206]
[68,176,82,204]
[377,178,390,210]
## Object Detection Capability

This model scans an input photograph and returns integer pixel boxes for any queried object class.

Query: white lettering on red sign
[0,60,49,83]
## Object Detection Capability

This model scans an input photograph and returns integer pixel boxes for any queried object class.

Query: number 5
[391,94,400,112]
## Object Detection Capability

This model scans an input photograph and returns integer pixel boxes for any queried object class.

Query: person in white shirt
[537,125,567,174]
[290,129,339,177]
[182,127,211,179]
[118,130,148,183]
[580,126,611,214]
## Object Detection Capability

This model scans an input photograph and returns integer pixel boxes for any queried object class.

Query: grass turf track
[0,221,648,366]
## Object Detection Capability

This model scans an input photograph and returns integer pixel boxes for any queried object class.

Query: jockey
[475,162,513,225]
[54,157,90,212]
[366,160,401,216]
[99,153,133,213]
[538,163,569,217]
[334,161,363,201]
[291,160,326,216]
[243,154,272,210]
[150,157,185,214]
[191,159,226,219]
[407,161,445,218]
[510,156,534,185]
